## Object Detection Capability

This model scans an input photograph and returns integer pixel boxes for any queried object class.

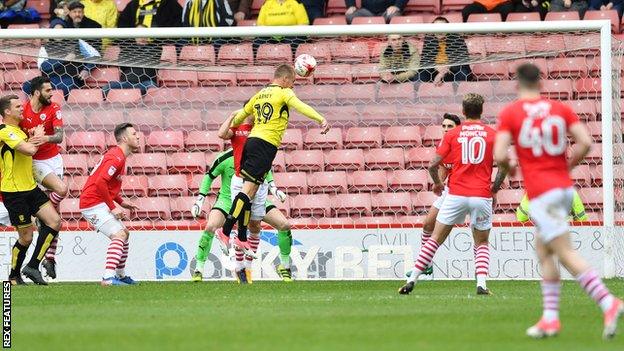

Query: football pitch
[10,280,624,351]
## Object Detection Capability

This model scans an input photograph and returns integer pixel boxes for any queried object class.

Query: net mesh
[0,27,621,273]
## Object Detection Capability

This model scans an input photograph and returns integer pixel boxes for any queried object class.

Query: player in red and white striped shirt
[400,94,507,295]
[494,63,622,340]
[79,123,139,286]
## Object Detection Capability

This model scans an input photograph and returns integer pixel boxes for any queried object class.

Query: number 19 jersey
[436,120,496,198]
[242,84,294,147]
[497,97,579,199]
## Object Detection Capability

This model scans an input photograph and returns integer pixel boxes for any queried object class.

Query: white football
[294,54,317,77]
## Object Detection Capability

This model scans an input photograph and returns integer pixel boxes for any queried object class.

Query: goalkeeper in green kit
[189,149,295,282]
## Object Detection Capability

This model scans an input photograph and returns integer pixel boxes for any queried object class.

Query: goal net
[0,21,622,277]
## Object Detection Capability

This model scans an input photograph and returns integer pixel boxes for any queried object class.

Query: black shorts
[240,137,278,185]
[2,188,50,228]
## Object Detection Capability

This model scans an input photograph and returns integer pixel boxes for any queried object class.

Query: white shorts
[0,202,10,226]
[528,187,575,243]
[230,175,269,221]
[432,186,449,209]
[33,154,64,184]
[81,203,126,238]
[436,194,493,231]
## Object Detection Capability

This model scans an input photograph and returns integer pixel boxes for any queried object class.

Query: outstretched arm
[287,96,329,133]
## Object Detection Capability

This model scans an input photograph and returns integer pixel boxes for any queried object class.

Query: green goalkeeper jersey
[198,149,274,200]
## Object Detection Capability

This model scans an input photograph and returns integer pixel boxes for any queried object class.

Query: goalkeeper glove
[191,195,206,218]
[268,181,287,203]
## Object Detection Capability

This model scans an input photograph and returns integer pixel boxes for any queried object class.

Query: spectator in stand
[379,34,420,83]
[181,0,236,49]
[461,0,513,22]
[255,0,309,56]
[549,0,588,16]
[103,24,161,96]
[66,1,102,53]
[418,17,472,84]
[588,0,622,17]
[228,0,251,23]
[513,0,548,20]
[0,0,41,28]
[301,0,326,24]
[81,0,118,29]
[49,0,69,21]
[118,0,182,28]
[345,0,405,24]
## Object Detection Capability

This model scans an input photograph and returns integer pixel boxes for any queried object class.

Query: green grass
[10,280,624,351]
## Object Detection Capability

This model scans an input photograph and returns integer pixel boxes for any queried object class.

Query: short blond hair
[274,64,295,79]
[462,93,484,119]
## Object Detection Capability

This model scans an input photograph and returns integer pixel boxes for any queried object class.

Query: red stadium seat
[365,148,404,170]
[280,129,303,151]
[121,175,149,197]
[106,89,142,106]
[295,43,332,64]
[67,89,103,106]
[307,171,348,194]
[547,57,587,79]
[317,217,353,226]
[321,105,360,126]
[217,43,254,65]
[578,187,603,211]
[272,172,307,195]
[0,52,22,70]
[273,151,287,172]
[167,152,207,174]
[66,131,106,154]
[132,197,171,220]
[86,68,120,88]
[87,110,125,130]
[496,189,524,210]
[563,33,600,56]
[296,85,337,105]
[286,150,325,172]
[103,45,120,61]
[570,165,591,187]
[486,37,525,55]
[148,174,188,196]
[506,12,541,21]
[127,153,167,175]
[179,45,216,65]
[344,127,382,148]
[313,17,348,25]
[388,169,428,191]
[574,78,601,99]
[330,42,369,64]
[27,0,50,19]
[584,10,619,33]
[525,34,567,55]
[146,131,184,152]
[170,196,201,220]
[158,70,198,87]
[304,128,343,149]
[325,149,365,171]
[59,198,82,220]
[467,13,502,22]
[185,130,223,152]
[405,0,440,14]
[335,83,376,103]
[472,61,509,80]
[508,58,548,78]
[198,69,237,87]
[545,11,580,21]
[372,192,412,215]
[127,109,165,132]
[352,16,385,25]
[464,37,486,58]
[67,176,88,197]
[422,126,444,147]
[586,121,602,142]
[384,126,422,147]
[62,111,87,132]
[405,147,436,168]
[377,83,414,102]
[541,79,574,99]
[3,69,39,89]
[390,15,424,24]
[62,154,89,176]
[349,170,387,193]
[167,109,204,130]
[144,87,183,106]
[290,194,331,217]
[358,105,397,126]
[351,64,381,84]
[289,217,317,226]
[568,100,598,121]
[331,193,372,217]
[314,64,352,84]
[412,191,437,212]
[613,165,624,186]
[256,44,293,65]
[417,82,454,100]
[456,81,495,98]
[160,45,177,64]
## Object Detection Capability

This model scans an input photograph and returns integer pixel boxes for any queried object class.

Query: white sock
[477,275,487,289]
[543,309,559,322]
[116,268,125,278]
[600,295,615,312]
[104,269,116,279]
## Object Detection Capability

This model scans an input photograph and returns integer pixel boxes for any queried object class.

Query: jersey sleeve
[51,104,63,127]
[562,103,580,128]
[95,156,123,209]
[436,131,452,159]
[234,94,258,126]
[285,91,324,124]
[0,126,25,149]
[496,107,513,133]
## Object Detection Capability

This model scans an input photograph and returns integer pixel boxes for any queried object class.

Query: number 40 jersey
[436,120,496,198]
[497,98,579,200]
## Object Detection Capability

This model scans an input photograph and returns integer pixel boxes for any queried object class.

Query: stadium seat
[330,42,369,64]
[383,126,422,147]
[86,68,121,88]
[390,15,424,24]
[219,86,261,104]
[66,131,106,154]
[313,17,348,25]
[357,105,396,126]
[67,89,103,106]
[417,82,454,101]
[160,45,177,64]
[273,151,287,172]
[405,147,436,168]
[326,149,365,171]
[377,83,415,102]
[170,196,200,220]
[467,13,502,22]
[317,217,354,226]
[286,150,325,172]
[320,105,360,126]
[103,45,120,61]
[148,174,188,196]
[541,79,574,99]
[578,187,603,211]
[372,192,412,215]
[456,81,495,98]
[27,0,50,19]
[349,170,388,193]
[344,127,382,148]
[507,171,524,189]
[256,44,293,65]
[62,111,87,132]
[464,37,486,58]
[584,10,619,33]
[146,131,184,153]
[524,34,567,55]
[86,110,125,130]
[351,64,381,84]
[354,216,400,225]
[412,191,437,212]
[278,129,303,151]
[167,152,207,174]
[590,165,603,187]
[545,11,580,21]
[332,193,372,217]
[405,0,441,14]
[422,126,444,147]
[167,109,204,130]
[570,165,591,187]
[586,121,602,142]
[132,197,171,220]
[304,128,343,149]
[62,154,88,176]
[472,61,509,80]
[3,69,38,89]
[506,12,541,21]
[106,88,142,106]
[574,77,601,99]
[295,43,332,64]
[335,83,376,103]
[496,189,524,211]
[198,69,237,87]
[178,45,216,65]
[547,57,587,79]
[289,217,318,227]
[272,172,307,195]
[185,130,223,152]
[492,213,518,223]
[290,194,331,217]
[127,110,165,132]
[127,153,167,175]
[121,175,149,197]
[59,198,82,221]
[144,87,182,106]
[352,16,385,25]
[307,171,348,194]
[0,52,22,70]
[486,37,526,55]
[365,148,404,170]
[67,176,88,197]
[158,70,198,87]
[217,43,254,65]
[314,64,352,84]
[563,33,600,56]
[388,169,428,191]
[295,85,337,105]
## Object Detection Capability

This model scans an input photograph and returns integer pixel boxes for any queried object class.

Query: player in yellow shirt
[257,0,309,26]
[221,64,329,254]
[0,95,62,286]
